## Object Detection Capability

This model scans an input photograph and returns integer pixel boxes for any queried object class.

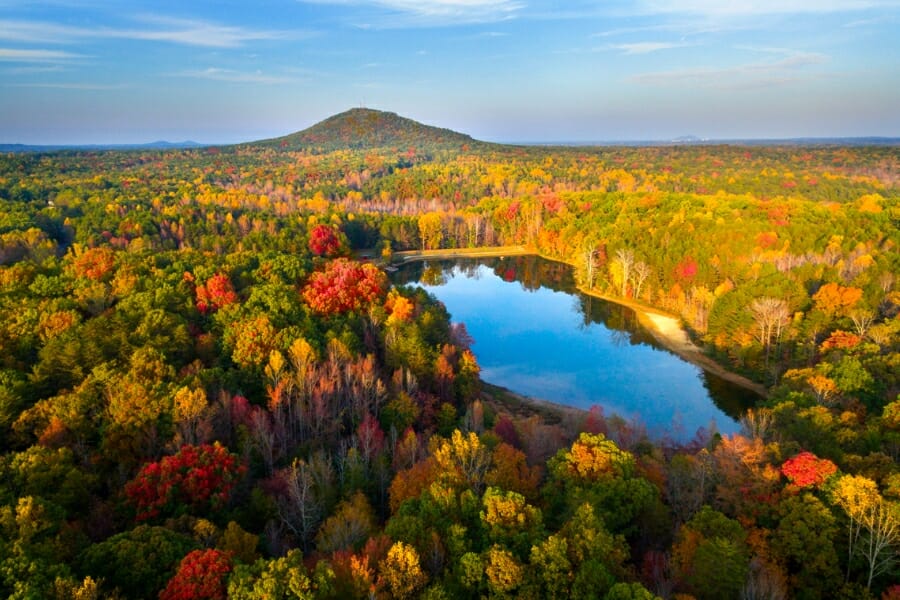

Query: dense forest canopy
[0,110,898,599]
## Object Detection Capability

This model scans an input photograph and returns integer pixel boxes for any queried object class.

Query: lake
[392,256,759,440]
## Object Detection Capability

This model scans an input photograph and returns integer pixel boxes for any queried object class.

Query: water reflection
[392,256,759,439]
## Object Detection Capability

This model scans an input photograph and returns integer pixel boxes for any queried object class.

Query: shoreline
[574,285,769,399]
[481,381,589,425]
[391,247,769,400]
[392,246,531,262]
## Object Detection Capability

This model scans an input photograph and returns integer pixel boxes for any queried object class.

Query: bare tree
[614,248,635,297]
[632,260,651,300]
[581,242,600,290]
[834,476,900,590]
[859,499,900,589]
[741,557,788,600]
[740,407,775,442]
[849,309,875,338]
[879,271,895,294]
[276,454,335,550]
[277,459,323,549]
[749,297,790,366]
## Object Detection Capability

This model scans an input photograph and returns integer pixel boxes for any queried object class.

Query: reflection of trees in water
[420,265,447,286]
[609,328,631,348]
[491,256,571,293]
[392,255,662,348]
[701,371,760,419]
[391,254,759,422]
[456,260,482,280]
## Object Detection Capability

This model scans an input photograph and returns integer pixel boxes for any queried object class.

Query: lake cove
[391,256,760,440]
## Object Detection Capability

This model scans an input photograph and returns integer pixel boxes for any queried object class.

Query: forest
[0,108,898,599]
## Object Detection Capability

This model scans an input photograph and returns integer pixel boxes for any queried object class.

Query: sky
[1,0,898,144]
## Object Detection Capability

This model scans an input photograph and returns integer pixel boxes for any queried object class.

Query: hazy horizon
[2,0,899,145]
[4,123,900,149]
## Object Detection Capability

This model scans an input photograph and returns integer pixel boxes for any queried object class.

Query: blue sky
[1,0,898,143]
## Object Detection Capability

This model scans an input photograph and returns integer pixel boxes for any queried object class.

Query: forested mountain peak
[253,108,479,152]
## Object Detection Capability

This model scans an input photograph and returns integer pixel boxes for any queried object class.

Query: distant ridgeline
[0,141,205,153]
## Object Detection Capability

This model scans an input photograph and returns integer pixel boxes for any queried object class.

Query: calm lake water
[392,256,759,440]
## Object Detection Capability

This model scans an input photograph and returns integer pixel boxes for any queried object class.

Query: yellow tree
[812,282,863,317]
[173,386,208,445]
[417,212,443,250]
[379,541,427,599]
[432,430,492,493]
[485,545,524,597]
[832,474,900,590]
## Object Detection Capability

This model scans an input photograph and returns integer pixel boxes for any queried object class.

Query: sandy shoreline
[390,248,769,404]
[575,286,769,399]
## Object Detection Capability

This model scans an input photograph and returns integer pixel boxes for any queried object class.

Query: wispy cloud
[554,41,693,56]
[636,0,900,17]
[174,68,299,84]
[0,48,85,62]
[592,20,737,38]
[631,51,828,90]
[0,17,304,48]
[611,42,691,55]
[298,0,524,26]
[125,16,298,47]
[4,64,67,74]
[8,82,125,90]
[843,14,899,26]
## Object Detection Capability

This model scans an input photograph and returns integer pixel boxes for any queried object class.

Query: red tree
[125,443,246,521]
[820,330,862,352]
[780,451,837,488]
[674,256,698,282]
[302,259,387,316]
[195,273,238,314]
[308,224,342,257]
[160,549,233,600]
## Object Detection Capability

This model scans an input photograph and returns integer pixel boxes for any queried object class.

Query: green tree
[770,493,841,600]
[605,582,662,600]
[77,525,196,599]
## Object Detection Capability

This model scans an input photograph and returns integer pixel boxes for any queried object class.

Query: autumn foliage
[820,330,862,352]
[780,451,838,488]
[384,289,415,325]
[1,119,899,598]
[194,273,238,314]
[125,443,246,521]
[302,258,387,315]
[813,282,863,316]
[160,549,233,600]
[73,246,116,281]
[308,224,342,257]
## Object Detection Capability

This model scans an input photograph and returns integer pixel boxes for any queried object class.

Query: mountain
[253,108,479,152]
[0,141,203,153]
